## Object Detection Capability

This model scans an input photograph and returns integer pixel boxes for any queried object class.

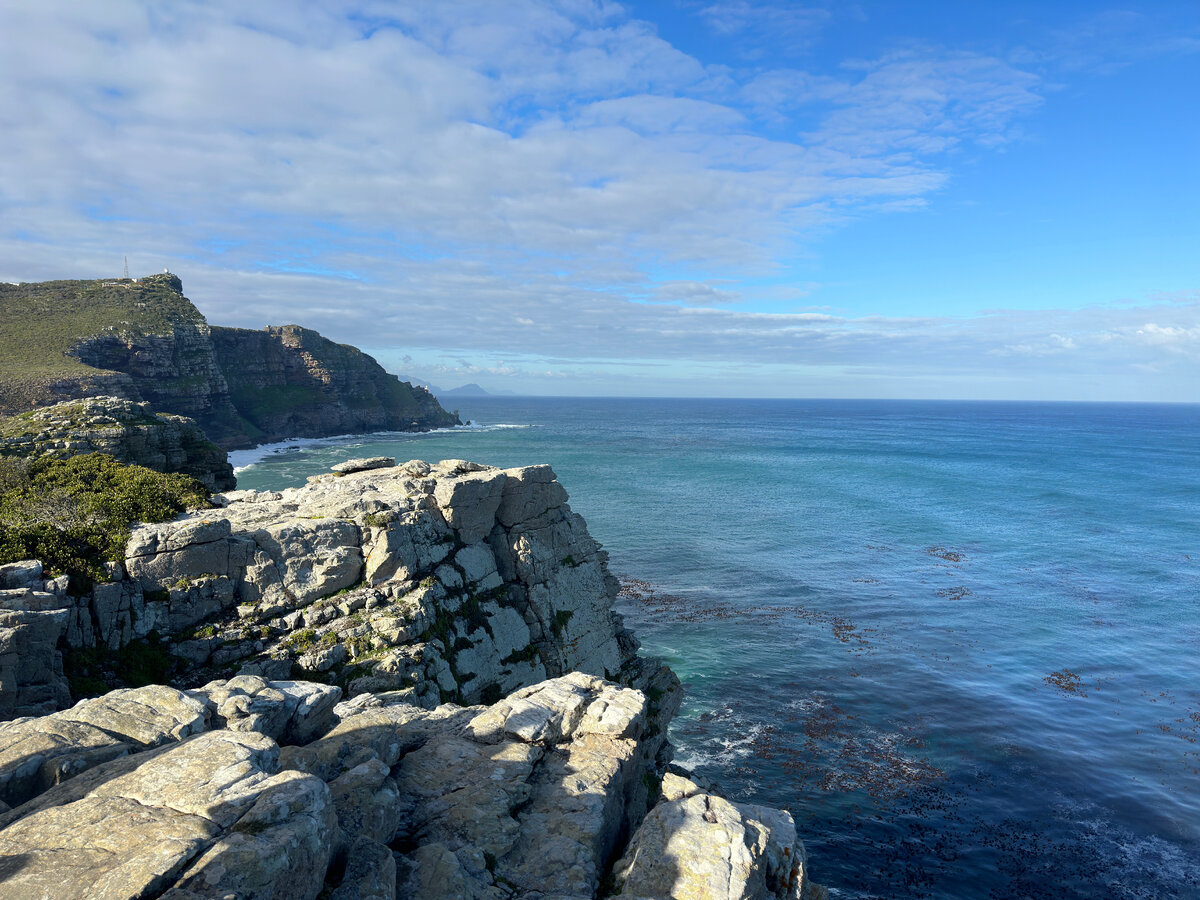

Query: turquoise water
[234,398,1200,899]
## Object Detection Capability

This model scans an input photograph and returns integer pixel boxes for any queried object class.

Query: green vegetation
[501,643,539,666]
[285,629,318,652]
[550,609,574,637]
[64,631,174,699]
[0,399,160,441]
[0,453,210,592]
[0,275,202,410]
[227,383,322,423]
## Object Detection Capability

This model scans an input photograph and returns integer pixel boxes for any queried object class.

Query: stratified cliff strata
[210,324,458,448]
[0,274,458,451]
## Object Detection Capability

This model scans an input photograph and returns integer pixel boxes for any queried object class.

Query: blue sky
[1,1,1197,399]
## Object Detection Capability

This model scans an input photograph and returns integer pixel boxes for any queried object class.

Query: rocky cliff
[0,274,459,451]
[210,324,458,448]
[0,459,828,899]
[0,396,235,491]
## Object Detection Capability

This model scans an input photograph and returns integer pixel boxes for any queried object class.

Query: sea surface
[233,398,1200,899]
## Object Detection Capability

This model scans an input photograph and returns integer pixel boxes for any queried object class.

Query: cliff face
[210,325,459,448]
[0,275,459,451]
[0,459,640,711]
[0,458,826,900]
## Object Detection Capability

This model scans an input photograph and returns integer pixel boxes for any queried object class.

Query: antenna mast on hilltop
[123,256,129,279]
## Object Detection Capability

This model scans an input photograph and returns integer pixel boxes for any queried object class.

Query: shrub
[0,453,210,592]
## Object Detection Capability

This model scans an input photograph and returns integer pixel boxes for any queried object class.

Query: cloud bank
[0,0,1195,399]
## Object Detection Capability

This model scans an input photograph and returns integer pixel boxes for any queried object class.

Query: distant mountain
[440,383,491,397]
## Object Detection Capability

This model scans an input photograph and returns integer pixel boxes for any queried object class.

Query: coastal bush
[0,453,210,592]
[63,631,174,699]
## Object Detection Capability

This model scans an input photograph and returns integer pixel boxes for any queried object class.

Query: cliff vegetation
[0,453,210,592]
[0,275,200,411]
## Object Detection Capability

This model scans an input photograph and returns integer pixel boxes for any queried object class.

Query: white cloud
[5,1,1191,399]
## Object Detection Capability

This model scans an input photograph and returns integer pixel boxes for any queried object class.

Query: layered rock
[0,671,817,900]
[0,457,828,898]
[65,275,250,448]
[210,324,459,448]
[0,460,641,716]
[0,396,235,490]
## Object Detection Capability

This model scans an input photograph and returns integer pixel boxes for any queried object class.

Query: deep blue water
[233,398,1200,899]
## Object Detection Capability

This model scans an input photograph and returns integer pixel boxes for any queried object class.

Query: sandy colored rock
[613,791,812,900]
[0,731,283,899]
[160,769,337,900]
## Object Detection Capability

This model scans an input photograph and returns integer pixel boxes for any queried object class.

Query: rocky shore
[0,458,826,899]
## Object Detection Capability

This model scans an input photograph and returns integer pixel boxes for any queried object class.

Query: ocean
[232,397,1200,899]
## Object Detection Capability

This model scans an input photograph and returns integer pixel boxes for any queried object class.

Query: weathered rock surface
[0,459,828,897]
[0,673,821,899]
[0,459,638,723]
[0,395,235,490]
[613,770,824,900]
[209,323,459,448]
[0,606,72,721]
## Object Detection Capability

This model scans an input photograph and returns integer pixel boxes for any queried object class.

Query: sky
[1,1,1197,400]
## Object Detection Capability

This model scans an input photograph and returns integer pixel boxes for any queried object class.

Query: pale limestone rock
[279,704,437,782]
[661,770,704,802]
[386,675,661,900]
[455,542,502,590]
[434,469,507,543]
[0,559,43,589]
[613,792,812,900]
[253,519,363,605]
[160,769,337,900]
[0,731,283,899]
[496,464,569,527]
[0,607,71,722]
[0,685,209,807]
[56,685,210,747]
[364,507,452,585]
[327,758,402,844]
[464,674,602,745]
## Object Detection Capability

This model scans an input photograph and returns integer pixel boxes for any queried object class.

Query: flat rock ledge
[0,674,824,899]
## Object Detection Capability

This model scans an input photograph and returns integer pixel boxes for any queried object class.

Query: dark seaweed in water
[620,576,1200,900]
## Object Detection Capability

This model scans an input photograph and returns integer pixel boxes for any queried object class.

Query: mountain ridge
[0,274,459,451]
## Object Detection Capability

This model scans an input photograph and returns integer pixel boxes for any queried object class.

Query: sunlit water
[234,397,1200,899]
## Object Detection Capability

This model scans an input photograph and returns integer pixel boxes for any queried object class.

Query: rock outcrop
[0,460,643,715]
[0,396,236,490]
[210,324,458,448]
[0,460,828,898]
[0,673,820,899]
[0,274,459,451]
